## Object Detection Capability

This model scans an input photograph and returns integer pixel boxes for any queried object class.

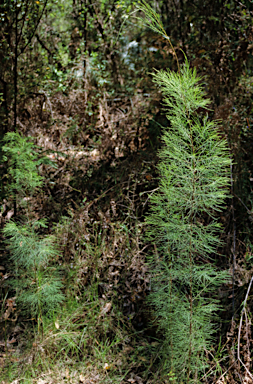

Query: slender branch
[137,1,180,73]
[0,77,8,135]
[35,33,63,69]
[19,0,48,56]
[14,1,18,131]
[17,0,30,46]
[81,0,88,72]
[13,0,18,217]
[232,192,253,220]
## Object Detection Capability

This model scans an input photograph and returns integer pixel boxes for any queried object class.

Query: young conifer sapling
[138,2,231,382]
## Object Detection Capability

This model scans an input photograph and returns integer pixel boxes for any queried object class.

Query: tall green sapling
[138,2,231,382]
[2,132,64,332]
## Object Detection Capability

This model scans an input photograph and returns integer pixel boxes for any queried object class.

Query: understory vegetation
[1,1,253,383]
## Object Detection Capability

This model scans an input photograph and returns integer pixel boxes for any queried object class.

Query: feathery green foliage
[3,220,65,322]
[140,4,231,383]
[2,132,44,195]
[147,64,230,383]
[137,1,166,37]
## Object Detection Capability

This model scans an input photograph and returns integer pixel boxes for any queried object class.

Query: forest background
[0,0,253,383]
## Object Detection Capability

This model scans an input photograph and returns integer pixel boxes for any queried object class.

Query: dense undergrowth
[1,1,253,383]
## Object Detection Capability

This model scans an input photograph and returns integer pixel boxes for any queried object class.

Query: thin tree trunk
[14,1,18,132]
[82,0,87,73]
[13,0,18,217]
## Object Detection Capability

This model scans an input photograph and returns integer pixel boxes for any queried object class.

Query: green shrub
[2,132,44,196]
[3,220,65,327]
[139,3,231,382]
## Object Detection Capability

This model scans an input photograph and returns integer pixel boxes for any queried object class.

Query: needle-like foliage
[3,220,65,323]
[140,4,231,383]
[2,132,44,195]
[2,131,62,331]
